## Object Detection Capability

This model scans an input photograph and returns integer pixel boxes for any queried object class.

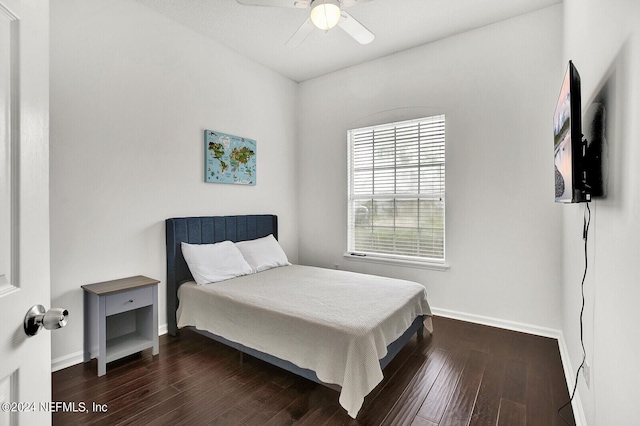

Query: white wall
[49,0,299,365]
[563,1,640,424]
[297,6,564,332]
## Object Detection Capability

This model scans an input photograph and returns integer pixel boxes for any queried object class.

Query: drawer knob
[128,299,134,303]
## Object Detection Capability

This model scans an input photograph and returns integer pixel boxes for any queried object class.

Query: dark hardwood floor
[52,316,576,425]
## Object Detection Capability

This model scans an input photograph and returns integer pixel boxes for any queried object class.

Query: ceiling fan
[236,0,375,47]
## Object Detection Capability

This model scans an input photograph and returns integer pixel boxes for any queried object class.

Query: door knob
[24,305,69,337]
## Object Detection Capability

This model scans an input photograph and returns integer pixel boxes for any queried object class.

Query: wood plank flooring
[52,316,576,425]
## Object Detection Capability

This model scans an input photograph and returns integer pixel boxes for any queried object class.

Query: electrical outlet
[583,362,591,389]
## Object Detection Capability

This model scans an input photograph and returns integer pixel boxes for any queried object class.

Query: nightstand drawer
[105,286,153,316]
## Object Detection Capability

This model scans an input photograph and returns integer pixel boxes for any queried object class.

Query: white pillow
[235,234,291,273]
[181,241,253,285]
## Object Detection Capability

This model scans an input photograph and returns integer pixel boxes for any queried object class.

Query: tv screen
[554,61,588,203]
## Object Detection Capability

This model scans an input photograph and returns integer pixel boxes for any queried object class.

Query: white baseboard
[158,323,168,336]
[51,323,169,373]
[51,350,85,373]
[555,331,588,426]
[430,307,563,339]
[431,307,587,426]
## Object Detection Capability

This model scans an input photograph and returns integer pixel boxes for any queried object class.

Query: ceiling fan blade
[285,18,316,48]
[236,0,310,8]
[340,0,374,8]
[338,11,375,44]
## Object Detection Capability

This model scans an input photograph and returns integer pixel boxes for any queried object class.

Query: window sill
[343,252,449,271]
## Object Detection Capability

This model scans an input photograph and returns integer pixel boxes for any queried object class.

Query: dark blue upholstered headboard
[165,214,278,335]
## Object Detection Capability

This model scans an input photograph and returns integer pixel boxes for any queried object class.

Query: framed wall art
[204,130,256,185]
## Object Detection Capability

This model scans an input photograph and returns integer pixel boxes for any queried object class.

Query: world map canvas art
[204,130,256,185]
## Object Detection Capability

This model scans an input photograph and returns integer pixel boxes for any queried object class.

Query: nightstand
[82,275,159,376]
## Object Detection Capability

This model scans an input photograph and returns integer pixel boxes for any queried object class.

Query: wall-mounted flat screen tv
[554,61,589,203]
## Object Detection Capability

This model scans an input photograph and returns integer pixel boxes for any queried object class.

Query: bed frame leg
[417,326,424,339]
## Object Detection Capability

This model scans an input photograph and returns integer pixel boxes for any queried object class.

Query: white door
[0,0,51,424]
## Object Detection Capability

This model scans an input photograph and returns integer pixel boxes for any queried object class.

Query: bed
[165,214,432,418]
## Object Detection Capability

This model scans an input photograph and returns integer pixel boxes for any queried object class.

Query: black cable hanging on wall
[559,202,591,425]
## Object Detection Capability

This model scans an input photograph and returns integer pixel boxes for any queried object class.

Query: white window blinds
[347,115,445,262]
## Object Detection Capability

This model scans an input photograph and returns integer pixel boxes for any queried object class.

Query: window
[347,115,445,265]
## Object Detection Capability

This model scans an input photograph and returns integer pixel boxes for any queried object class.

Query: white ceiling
[134,0,560,82]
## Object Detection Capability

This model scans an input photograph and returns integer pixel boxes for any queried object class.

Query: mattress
[177,264,432,417]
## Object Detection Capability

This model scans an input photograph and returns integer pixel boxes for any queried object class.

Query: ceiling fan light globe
[310,0,341,30]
